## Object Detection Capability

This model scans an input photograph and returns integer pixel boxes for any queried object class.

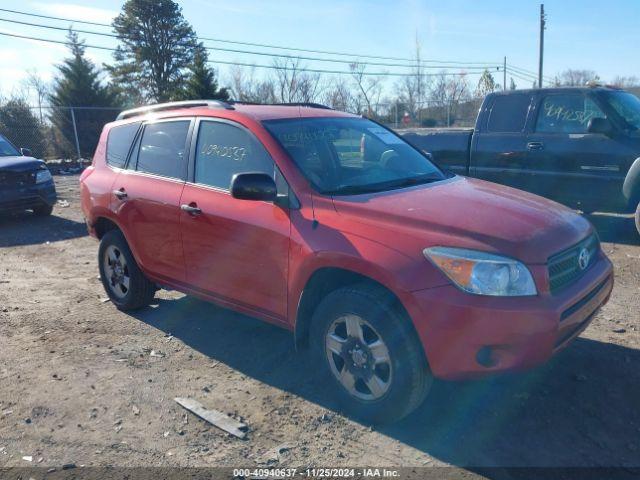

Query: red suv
[80,100,613,423]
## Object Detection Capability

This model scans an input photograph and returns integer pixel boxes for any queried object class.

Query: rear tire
[310,283,432,424]
[98,229,155,311]
[33,204,53,216]
[635,201,640,237]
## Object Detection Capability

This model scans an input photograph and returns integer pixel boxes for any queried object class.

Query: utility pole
[503,56,507,90]
[538,4,546,88]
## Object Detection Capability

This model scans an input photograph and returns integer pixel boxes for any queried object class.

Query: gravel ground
[0,175,639,472]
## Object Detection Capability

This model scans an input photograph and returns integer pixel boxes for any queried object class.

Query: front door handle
[113,189,128,200]
[527,141,544,151]
[181,203,202,215]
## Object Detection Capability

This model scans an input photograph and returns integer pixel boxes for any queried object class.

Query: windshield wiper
[323,173,442,196]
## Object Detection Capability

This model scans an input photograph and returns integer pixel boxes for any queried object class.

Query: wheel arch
[92,215,145,272]
[94,216,120,239]
[293,266,420,355]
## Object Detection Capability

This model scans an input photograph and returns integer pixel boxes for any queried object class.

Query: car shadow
[584,212,639,246]
[132,296,640,470]
[0,212,87,247]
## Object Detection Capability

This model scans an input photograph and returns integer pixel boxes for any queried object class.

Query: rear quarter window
[486,95,531,133]
[106,122,140,168]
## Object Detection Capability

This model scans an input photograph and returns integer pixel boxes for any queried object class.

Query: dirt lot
[1,175,639,472]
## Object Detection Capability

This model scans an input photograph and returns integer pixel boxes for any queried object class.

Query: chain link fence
[373,98,483,130]
[0,102,121,171]
[0,99,483,171]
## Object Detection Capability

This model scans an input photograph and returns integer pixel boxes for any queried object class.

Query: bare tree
[228,66,276,103]
[321,77,356,111]
[430,72,470,126]
[272,58,323,103]
[611,75,640,88]
[396,37,431,121]
[22,70,49,123]
[554,69,599,86]
[349,62,385,117]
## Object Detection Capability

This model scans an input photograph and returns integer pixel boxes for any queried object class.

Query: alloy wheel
[325,314,393,401]
[103,245,130,299]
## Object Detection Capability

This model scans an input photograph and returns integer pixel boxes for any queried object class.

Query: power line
[0,6,111,27]
[508,63,552,82]
[0,17,501,71]
[0,30,116,51]
[0,31,491,78]
[0,6,502,67]
[507,67,538,81]
[508,68,552,86]
[210,59,489,77]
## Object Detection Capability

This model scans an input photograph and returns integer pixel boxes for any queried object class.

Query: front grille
[560,276,609,321]
[0,170,36,187]
[548,234,599,294]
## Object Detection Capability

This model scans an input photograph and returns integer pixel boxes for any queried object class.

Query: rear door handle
[527,142,544,151]
[113,189,127,200]
[181,203,202,215]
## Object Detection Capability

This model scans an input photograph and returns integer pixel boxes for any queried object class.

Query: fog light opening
[476,346,497,368]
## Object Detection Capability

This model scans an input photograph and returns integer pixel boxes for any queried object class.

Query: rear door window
[106,122,140,168]
[535,94,605,134]
[136,121,190,180]
[486,95,531,133]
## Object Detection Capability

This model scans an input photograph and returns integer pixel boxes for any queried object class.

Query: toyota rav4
[80,100,614,423]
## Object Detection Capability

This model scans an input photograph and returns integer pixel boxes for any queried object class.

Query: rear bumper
[410,253,614,380]
[0,181,57,212]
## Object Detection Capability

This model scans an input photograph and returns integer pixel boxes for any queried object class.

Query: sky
[0,0,638,103]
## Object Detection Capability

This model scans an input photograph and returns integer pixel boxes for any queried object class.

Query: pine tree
[509,77,517,90]
[49,31,118,158]
[179,46,230,101]
[475,69,498,98]
[109,0,199,102]
[0,98,47,158]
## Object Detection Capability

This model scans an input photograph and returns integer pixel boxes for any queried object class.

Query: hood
[0,156,44,172]
[331,176,593,264]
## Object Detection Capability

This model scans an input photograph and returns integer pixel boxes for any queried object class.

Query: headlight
[35,169,52,184]
[423,247,537,296]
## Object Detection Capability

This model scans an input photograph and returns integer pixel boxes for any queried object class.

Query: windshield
[0,135,20,157]
[263,117,445,195]
[604,91,640,131]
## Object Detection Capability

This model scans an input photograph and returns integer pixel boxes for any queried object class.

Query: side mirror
[587,117,613,136]
[20,148,32,157]
[230,173,277,202]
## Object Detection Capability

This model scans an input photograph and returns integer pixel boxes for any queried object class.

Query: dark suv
[0,134,56,216]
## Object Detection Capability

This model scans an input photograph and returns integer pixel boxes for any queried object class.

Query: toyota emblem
[578,248,590,270]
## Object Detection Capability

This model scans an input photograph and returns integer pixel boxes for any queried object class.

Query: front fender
[287,230,449,332]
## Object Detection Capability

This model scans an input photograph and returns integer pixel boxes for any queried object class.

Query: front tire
[33,204,53,216]
[310,283,432,424]
[98,229,155,311]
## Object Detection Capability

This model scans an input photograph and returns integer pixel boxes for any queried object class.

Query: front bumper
[0,181,57,212]
[409,253,614,380]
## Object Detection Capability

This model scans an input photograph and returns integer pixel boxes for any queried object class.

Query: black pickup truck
[402,86,640,235]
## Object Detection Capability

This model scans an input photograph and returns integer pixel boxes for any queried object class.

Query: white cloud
[31,2,118,25]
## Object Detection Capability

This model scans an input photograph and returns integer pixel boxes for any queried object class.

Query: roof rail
[116,100,234,120]
[231,101,333,110]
